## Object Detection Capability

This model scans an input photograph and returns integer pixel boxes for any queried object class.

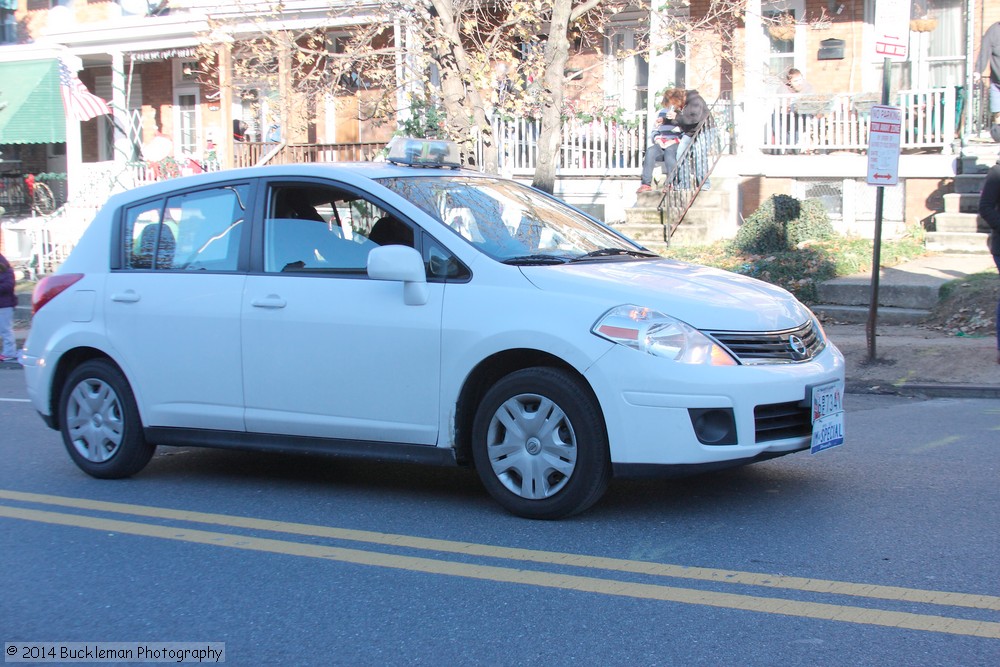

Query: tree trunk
[530,1,574,193]
[428,0,499,174]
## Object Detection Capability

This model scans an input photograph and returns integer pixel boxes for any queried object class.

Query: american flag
[58,59,111,122]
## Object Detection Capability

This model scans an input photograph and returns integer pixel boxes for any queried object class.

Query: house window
[764,12,794,79]
[865,0,963,90]
[605,27,648,112]
[175,92,199,157]
[915,0,964,88]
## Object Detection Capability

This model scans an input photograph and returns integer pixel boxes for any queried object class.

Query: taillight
[33,273,84,314]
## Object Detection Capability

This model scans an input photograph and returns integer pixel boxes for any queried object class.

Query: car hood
[520,258,813,332]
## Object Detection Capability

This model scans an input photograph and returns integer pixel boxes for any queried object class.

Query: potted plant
[909,1,937,32]
[768,15,797,41]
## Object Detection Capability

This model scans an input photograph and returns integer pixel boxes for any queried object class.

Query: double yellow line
[2,489,998,638]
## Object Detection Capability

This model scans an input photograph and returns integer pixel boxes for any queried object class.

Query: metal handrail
[656,94,733,242]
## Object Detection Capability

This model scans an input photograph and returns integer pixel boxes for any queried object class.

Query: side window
[423,236,470,281]
[124,204,168,270]
[123,184,248,271]
[264,184,414,273]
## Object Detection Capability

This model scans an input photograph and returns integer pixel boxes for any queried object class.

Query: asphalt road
[1,367,998,666]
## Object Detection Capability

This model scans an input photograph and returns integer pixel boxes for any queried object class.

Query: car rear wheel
[59,360,155,478]
[471,367,610,519]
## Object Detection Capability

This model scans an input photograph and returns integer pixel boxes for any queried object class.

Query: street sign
[873,0,910,61]
[866,105,902,186]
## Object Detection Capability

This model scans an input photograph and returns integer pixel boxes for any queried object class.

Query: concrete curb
[846,380,1000,399]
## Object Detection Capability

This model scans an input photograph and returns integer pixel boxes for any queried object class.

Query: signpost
[864,0,910,362]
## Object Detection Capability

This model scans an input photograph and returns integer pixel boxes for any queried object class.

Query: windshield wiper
[502,254,571,265]
[570,248,660,262]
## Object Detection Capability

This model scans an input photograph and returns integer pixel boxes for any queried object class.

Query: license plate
[810,380,844,454]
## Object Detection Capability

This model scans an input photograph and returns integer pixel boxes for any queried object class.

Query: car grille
[754,401,812,443]
[705,320,825,364]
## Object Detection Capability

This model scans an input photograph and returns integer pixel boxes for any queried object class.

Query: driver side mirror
[367,245,429,306]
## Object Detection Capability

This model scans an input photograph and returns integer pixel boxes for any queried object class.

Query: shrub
[731,194,834,254]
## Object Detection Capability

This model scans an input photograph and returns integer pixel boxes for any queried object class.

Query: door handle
[111,291,140,303]
[251,295,287,309]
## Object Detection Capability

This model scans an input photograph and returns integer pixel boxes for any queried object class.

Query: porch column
[647,4,674,120]
[63,55,84,202]
[741,0,766,156]
[111,51,130,165]
[218,42,233,170]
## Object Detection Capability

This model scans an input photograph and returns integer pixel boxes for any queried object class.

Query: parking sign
[867,105,902,186]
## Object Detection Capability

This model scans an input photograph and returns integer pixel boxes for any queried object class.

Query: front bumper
[585,342,845,467]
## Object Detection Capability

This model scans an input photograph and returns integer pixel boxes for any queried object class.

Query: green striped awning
[0,59,66,144]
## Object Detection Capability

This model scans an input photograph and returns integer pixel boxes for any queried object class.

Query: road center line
[1,503,998,639]
[2,488,999,612]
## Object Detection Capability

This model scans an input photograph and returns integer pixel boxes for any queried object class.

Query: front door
[240,180,444,444]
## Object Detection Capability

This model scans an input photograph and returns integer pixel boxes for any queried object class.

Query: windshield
[376,176,654,264]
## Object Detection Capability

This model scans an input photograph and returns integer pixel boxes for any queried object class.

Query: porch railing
[658,94,734,239]
[760,86,959,153]
[234,141,385,168]
[492,114,649,176]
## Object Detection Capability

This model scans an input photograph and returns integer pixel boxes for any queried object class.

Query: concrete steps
[620,182,730,252]
[812,254,997,325]
[924,142,995,253]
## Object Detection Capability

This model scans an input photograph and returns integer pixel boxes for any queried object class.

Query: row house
[0,0,998,266]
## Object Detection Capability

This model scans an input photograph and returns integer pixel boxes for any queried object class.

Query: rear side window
[123,184,249,271]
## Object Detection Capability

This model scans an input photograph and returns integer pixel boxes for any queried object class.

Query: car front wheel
[471,367,610,519]
[59,359,155,479]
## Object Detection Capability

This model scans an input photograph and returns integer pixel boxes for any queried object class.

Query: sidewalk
[826,322,1000,398]
[823,252,1000,398]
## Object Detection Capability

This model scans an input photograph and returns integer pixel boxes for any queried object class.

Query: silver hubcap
[486,393,577,499]
[66,378,124,463]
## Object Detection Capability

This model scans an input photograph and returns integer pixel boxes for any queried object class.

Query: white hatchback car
[22,139,844,519]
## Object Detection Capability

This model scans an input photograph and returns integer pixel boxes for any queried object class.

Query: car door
[241,180,445,445]
[104,182,252,430]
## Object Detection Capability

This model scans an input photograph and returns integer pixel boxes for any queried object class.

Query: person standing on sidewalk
[978,151,1000,363]
[976,21,1000,131]
[0,252,18,363]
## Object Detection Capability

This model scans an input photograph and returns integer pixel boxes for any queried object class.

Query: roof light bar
[386,137,462,169]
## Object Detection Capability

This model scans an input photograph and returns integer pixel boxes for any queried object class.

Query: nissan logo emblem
[788,335,808,360]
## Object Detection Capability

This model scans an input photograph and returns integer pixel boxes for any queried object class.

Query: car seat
[368,216,414,247]
[132,224,176,269]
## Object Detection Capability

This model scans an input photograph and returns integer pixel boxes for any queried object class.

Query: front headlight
[592,305,737,366]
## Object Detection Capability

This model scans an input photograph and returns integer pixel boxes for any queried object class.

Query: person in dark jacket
[976,21,1000,127]
[977,152,1000,362]
[674,89,711,190]
[675,89,708,136]
[0,252,18,362]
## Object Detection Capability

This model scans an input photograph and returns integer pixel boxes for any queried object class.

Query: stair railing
[656,94,733,243]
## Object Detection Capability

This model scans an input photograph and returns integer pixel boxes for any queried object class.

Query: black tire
[471,367,610,519]
[58,360,155,478]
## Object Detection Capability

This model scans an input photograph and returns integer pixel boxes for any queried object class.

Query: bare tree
[196,0,768,184]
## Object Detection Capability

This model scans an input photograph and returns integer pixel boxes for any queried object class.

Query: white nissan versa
[20,138,844,519]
